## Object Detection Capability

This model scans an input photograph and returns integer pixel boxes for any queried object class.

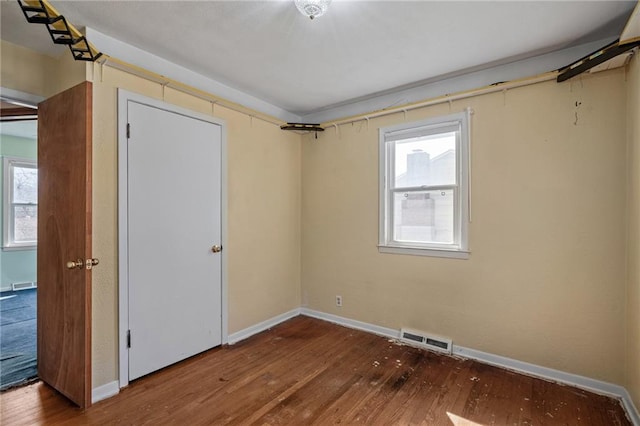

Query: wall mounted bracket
[17,0,103,62]
[557,39,640,83]
[280,122,325,139]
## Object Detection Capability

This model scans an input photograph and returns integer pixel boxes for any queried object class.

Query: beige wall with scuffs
[626,53,640,409]
[302,69,629,385]
[89,65,301,387]
[0,40,86,98]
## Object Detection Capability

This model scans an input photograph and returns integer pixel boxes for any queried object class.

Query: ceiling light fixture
[295,0,331,20]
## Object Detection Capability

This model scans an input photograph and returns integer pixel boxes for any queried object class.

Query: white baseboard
[452,345,639,425]
[0,283,38,292]
[300,308,400,340]
[621,388,640,426]
[300,308,639,425]
[451,345,625,397]
[227,308,301,345]
[92,309,299,404]
[92,380,119,404]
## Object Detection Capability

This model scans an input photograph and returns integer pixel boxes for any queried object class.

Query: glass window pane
[393,190,454,244]
[393,132,456,187]
[13,205,37,242]
[13,166,38,204]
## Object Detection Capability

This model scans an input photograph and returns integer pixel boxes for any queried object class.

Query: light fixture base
[294,0,331,20]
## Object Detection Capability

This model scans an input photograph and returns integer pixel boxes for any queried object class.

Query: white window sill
[2,245,37,252]
[378,245,470,259]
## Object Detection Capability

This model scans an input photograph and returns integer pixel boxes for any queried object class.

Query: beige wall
[626,53,640,409]
[1,40,637,398]
[89,65,301,387]
[0,40,86,98]
[302,69,629,384]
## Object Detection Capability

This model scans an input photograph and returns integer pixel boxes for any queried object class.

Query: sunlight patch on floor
[447,412,485,426]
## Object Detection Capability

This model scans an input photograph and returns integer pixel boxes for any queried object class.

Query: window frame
[378,110,470,259]
[3,156,38,250]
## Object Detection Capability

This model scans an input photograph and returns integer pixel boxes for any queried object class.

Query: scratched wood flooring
[0,316,631,425]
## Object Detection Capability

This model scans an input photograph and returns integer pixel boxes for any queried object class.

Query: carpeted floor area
[0,288,37,390]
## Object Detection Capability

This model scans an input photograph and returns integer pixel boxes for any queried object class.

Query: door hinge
[127,330,131,348]
[127,123,130,139]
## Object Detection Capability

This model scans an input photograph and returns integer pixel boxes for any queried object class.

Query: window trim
[3,156,38,250]
[378,110,470,259]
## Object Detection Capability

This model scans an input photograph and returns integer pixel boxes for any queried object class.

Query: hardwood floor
[0,316,631,425]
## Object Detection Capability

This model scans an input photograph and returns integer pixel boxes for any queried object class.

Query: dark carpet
[0,288,37,390]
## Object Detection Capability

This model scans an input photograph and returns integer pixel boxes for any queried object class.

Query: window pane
[14,205,37,242]
[393,132,456,187]
[393,190,454,244]
[13,166,38,204]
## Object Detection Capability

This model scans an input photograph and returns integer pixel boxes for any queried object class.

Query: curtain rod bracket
[280,122,324,132]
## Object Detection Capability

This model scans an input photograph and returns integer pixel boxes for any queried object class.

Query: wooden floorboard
[0,316,631,425]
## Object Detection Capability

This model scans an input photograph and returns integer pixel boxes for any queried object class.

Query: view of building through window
[380,111,469,256]
[392,133,456,245]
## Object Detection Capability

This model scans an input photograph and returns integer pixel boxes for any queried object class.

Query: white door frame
[117,89,228,388]
[0,86,43,258]
[0,87,44,107]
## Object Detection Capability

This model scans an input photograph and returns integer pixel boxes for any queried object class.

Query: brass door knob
[211,245,223,253]
[66,258,84,269]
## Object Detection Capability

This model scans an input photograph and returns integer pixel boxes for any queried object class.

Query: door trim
[0,87,44,107]
[117,89,228,388]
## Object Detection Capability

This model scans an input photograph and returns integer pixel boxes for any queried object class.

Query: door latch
[66,258,100,270]
[85,258,99,270]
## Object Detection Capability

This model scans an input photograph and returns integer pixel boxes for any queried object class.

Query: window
[379,110,470,258]
[3,157,37,249]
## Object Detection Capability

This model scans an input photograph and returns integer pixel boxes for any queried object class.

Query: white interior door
[127,100,222,381]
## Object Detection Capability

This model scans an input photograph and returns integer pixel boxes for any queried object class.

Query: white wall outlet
[336,295,343,307]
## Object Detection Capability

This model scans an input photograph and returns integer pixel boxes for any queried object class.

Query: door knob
[66,258,84,269]
[211,245,223,253]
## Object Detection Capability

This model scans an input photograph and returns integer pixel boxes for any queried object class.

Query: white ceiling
[0,1,637,121]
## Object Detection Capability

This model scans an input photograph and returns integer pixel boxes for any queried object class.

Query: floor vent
[400,328,452,355]
[12,281,37,291]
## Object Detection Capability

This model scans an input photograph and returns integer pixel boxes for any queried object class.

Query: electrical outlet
[336,295,342,307]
